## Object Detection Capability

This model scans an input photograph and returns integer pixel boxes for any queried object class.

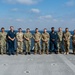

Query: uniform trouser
[57,41,63,52]
[72,43,75,53]
[17,41,23,53]
[42,41,49,53]
[0,41,6,54]
[34,42,41,53]
[64,41,70,53]
[50,41,58,52]
[25,41,31,53]
[8,40,15,54]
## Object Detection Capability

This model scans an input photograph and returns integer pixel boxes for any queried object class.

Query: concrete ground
[0,52,75,75]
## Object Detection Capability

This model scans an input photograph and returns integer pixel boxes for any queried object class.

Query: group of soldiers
[0,26,75,55]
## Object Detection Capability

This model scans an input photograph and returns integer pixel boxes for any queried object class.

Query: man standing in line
[72,30,75,54]
[63,28,71,55]
[16,28,24,55]
[7,26,16,55]
[49,27,58,54]
[0,27,7,55]
[41,28,50,54]
[33,28,41,54]
[24,28,32,55]
[57,27,64,54]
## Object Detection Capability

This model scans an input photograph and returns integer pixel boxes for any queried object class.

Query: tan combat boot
[46,50,49,55]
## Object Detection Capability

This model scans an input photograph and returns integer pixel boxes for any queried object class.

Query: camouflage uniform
[33,32,41,54]
[72,34,75,54]
[57,31,63,53]
[0,32,7,54]
[63,32,71,54]
[24,32,32,53]
[41,32,49,54]
[16,32,23,54]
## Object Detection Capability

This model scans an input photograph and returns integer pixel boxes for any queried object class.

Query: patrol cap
[51,27,54,29]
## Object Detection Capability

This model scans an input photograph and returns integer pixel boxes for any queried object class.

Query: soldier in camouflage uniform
[63,28,71,55]
[33,28,41,54]
[41,28,49,54]
[0,27,7,54]
[57,27,63,54]
[24,28,32,55]
[16,28,23,55]
[72,30,75,54]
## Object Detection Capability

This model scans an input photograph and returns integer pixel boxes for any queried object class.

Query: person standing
[41,28,49,54]
[7,26,16,55]
[24,28,32,55]
[50,27,58,54]
[63,28,71,55]
[72,30,75,54]
[33,28,41,54]
[57,27,64,54]
[16,28,24,55]
[0,27,7,55]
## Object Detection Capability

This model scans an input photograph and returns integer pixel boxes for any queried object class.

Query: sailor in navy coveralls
[7,26,16,55]
[49,27,58,54]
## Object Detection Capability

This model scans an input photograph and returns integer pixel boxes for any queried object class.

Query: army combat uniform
[41,32,49,54]
[24,32,32,54]
[16,32,24,54]
[0,32,7,54]
[63,32,71,54]
[72,34,75,54]
[33,32,41,54]
[57,31,63,53]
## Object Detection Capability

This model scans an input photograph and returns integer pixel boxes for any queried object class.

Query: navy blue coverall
[7,30,16,55]
[49,31,58,52]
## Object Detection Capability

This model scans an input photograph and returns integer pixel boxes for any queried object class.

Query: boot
[42,50,45,54]
[39,50,41,55]
[46,50,49,55]
[34,51,37,55]
[16,52,19,55]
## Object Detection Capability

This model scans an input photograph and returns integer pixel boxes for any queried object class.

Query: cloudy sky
[0,0,75,30]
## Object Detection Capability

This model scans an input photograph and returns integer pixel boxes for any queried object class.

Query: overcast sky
[0,0,75,30]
